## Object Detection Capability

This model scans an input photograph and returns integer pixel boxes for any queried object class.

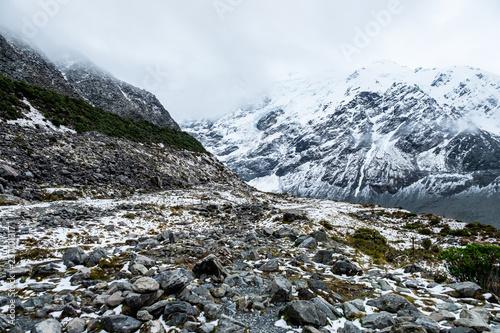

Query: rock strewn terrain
[1,183,500,333]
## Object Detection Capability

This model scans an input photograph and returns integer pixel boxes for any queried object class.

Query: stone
[198,322,218,333]
[142,300,171,317]
[31,319,62,333]
[133,277,160,293]
[85,249,107,267]
[454,318,490,332]
[192,254,228,278]
[310,297,338,320]
[106,291,124,307]
[332,261,362,276]
[313,250,335,264]
[308,279,329,293]
[65,318,86,333]
[204,302,223,319]
[164,301,198,318]
[0,314,12,332]
[142,320,165,333]
[282,300,327,327]
[428,310,456,322]
[62,247,88,267]
[132,309,152,321]
[339,321,363,333]
[404,263,424,273]
[310,229,329,242]
[343,302,363,319]
[270,275,293,303]
[367,293,415,313]
[29,283,56,292]
[391,322,426,333]
[0,165,19,180]
[260,258,280,272]
[135,238,160,251]
[129,253,155,268]
[102,315,142,333]
[362,311,395,329]
[210,287,226,298]
[125,292,158,310]
[130,263,148,276]
[448,328,477,333]
[415,317,439,333]
[216,315,246,333]
[299,237,318,249]
[153,269,194,295]
[447,282,482,298]
[303,327,322,333]
[273,228,297,240]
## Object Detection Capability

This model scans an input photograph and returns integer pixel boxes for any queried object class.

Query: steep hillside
[184,63,500,226]
[0,31,179,129]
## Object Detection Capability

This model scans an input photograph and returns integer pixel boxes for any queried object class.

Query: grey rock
[129,253,156,268]
[192,254,228,278]
[339,321,363,333]
[125,292,158,310]
[270,275,293,303]
[367,293,417,314]
[133,277,160,293]
[130,263,149,276]
[137,310,154,321]
[260,258,280,272]
[447,282,482,298]
[437,302,463,312]
[448,327,477,333]
[0,314,12,332]
[62,247,88,267]
[65,318,86,333]
[141,320,165,333]
[198,322,217,333]
[6,267,31,277]
[308,279,329,293]
[391,322,426,333]
[415,317,439,333]
[310,229,329,242]
[102,315,142,333]
[313,250,334,264]
[362,311,395,329]
[85,249,107,267]
[299,237,318,249]
[164,301,198,318]
[404,263,424,273]
[310,297,338,320]
[216,315,246,333]
[343,302,363,319]
[31,319,62,333]
[106,291,124,307]
[153,268,194,295]
[134,238,160,251]
[204,302,223,319]
[332,260,362,276]
[378,279,393,291]
[454,318,490,332]
[428,310,456,322]
[0,165,19,180]
[282,300,327,327]
[29,283,56,292]
[142,300,171,317]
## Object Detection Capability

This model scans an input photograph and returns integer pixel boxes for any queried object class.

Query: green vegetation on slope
[0,75,206,153]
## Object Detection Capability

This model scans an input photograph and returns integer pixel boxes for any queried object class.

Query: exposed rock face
[0,31,179,129]
[184,63,500,226]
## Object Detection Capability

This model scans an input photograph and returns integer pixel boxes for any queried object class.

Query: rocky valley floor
[1,184,500,333]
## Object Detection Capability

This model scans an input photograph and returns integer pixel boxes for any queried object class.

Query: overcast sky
[1,0,499,121]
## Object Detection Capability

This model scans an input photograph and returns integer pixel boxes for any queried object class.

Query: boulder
[310,229,328,242]
[270,275,293,303]
[106,291,124,307]
[141,320,165,333]
[361,311,395,329]
[31,319,62,333]
[343,302,363,319]
[339,321,363,333]
[192,254,228,278]
[332,261,362,276]
[85,249,107,267]
[132,277,160,293]
[0,165,19,180]
[65,318,86,333]
[62,247,88,267]
[216,315,246,333]
[101,315,142,333]
[404,263,424,273]
[367,293,414,313]
[299,237,318,249]
[129,253,155,268]
[203,302,224,319]
[447,282,482,298]
[164,301,198,318]
[260,259,280,272]
[281,300,327,327]
[391,322,426,333]
[312,250,334,264]
[310,297,338,320]
[415,317,439,333]
[153,269,194,295]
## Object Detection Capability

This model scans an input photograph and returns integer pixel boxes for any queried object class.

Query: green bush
[421,238,432,250]
[349,228,389,264]
[352,228,387,246]
[440,243,500,293]
[0,75,206,153]
[418,228,433,235]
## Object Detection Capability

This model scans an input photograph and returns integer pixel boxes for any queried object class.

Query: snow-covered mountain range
[0,31,179,130]
[184,62,500,226]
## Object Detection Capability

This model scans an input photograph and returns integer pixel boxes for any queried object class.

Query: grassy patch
[0,75,206,153]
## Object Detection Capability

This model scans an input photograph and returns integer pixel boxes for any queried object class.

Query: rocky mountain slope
[184,62,500,226]
[0,31,179,130]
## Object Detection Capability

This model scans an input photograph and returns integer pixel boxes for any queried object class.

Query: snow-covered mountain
[0,31,180,130]
[184,62,500,226]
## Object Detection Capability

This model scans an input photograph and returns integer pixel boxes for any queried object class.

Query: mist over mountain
[184,62,500,226]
